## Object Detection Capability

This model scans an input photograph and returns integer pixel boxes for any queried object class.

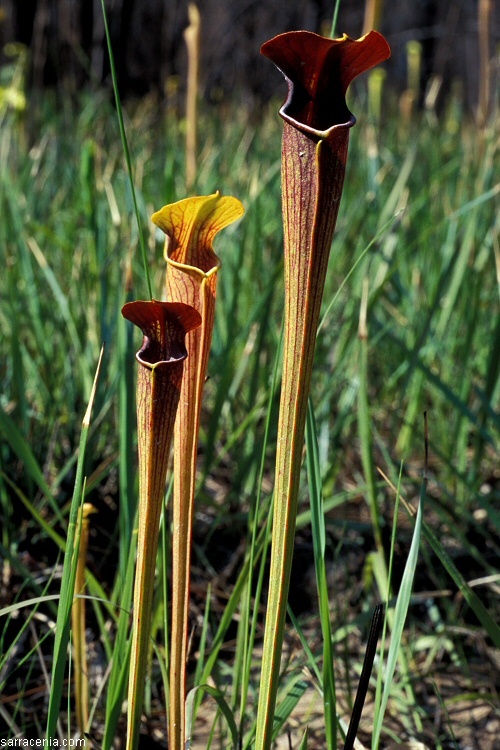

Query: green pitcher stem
[255,125,349,750]
[169,285,215,750]
[127,361,185,750]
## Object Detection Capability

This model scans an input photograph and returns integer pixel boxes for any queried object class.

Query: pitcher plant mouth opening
[152,192,243,276]
[261,30,390,139]
[122,299,200,367]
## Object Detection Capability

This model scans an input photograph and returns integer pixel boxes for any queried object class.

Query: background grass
[0,69,499,749]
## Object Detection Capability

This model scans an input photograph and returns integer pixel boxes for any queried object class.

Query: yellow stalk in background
[477,0,492,129]
[362,0,385,35]
[122,300,202,750]
[151,192,244,750]
[72,502,97,736]
[184,3,201,191]
[399,41,422,126]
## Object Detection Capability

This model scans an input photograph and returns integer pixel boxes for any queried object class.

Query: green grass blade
[329,0,342,37]
[305,398,337,750]
[239,325,284,727]
[287,606,322,684]
[102,521,137,750]
[421,519,500,648]
[373,465,403,731]
[118,284,137,580]
[317,211,403,336]
[46,347,104,739]
[99,0,152,298]
[27,236,93,395]
[186,685,238,750]
[2,472,116,626]
[371,474,426,750]
[197,519,270,690]
[0,474,66,549]
[272,675,309,742]
[357,280,384,561]
[0,594,60,619]
[0,410,62,523]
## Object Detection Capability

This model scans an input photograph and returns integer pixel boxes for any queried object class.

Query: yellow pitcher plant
[151,192,244,750]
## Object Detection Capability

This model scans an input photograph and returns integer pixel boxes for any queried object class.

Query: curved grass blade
[378,468,500,649]
[371,473,426,750]
[186,684,238,750]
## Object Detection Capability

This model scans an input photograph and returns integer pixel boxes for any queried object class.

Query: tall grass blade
[118,278,137,581]
[371,468,426,750]
[272,676,309,742]
[238,325,284,733]
[379,468,500,649]
[46,346,104,739]
[0,410,62,523]
[357,279,384,561]
[72,503,97,734]
[27,236,93,395]
[420,520,500,647]
[99,0,152,298]
[101,518,137,750]
[305,398,337,750]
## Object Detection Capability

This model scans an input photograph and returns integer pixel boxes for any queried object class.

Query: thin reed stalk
[184,4,201,191]
[72,502,97,735]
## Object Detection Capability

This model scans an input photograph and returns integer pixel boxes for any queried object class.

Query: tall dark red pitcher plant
[255,30,390,750]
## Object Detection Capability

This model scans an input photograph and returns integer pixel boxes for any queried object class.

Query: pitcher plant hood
[151,192,244,278]
[261,30,391,139]
[122,299,201,369]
